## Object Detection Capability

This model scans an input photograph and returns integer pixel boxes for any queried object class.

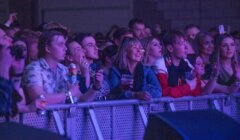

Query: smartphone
[218,24,225,34]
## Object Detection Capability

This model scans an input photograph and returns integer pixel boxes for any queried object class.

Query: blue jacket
[108,65,162,99]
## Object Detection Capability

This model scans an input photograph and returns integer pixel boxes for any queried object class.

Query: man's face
[0,29,12,46]
[82,36,99,60]
[47,35,67,62]
[172,37,188,59]
[133,23,146,39]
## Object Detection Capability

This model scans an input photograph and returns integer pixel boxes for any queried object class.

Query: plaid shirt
[22,58,68,94]
[0,76,13,117]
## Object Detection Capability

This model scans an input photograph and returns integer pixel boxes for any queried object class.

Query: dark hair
[74,33,93,46]
[14,29,40,48]
[113,27,131,40]
[65,37,75,56]
[38,30,63,58]
[101,45,117,64]
[162,30,185,46]
[128,18,145,29]
[187,54,198,66]
[230,31,240,39]
[184,24,200,31]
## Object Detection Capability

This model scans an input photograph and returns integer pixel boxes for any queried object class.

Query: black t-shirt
[167,60,192,87]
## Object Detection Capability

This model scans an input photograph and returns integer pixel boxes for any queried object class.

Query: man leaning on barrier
[22,30,98,106]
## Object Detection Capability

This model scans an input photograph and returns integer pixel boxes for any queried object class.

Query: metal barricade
[1,94,240,140]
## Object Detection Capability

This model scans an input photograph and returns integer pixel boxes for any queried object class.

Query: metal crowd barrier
[1,93,240,140]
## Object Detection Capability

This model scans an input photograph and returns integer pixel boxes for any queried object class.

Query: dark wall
[134,0,240,31]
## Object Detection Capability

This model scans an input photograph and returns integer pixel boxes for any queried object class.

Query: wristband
[66,91,74,103]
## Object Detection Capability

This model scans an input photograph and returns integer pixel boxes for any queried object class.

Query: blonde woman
[108,37,162,100]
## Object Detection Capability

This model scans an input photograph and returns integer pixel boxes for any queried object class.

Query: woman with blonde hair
[109,37,162,100]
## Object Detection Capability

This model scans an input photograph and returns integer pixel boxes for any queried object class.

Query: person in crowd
[184,24,200,40]
[128,18,146,40]
[10,42,44,112]
[94,32,106,49]
[75,33,111,100]
[65,39,109,101]
[22,30,97,105]
[144,26,152,37]
[156,30,199,98]
[231,31,240,61]
[195,32,215,80]
[215,34,240,86]
[109,37,162,100]
[0,27,15,118]
[141,36,163,67]
[106,25,119,41]
[101,45,117,77]
[208,27,218,38]
[112,27,133,47]
[0,44,16,118]
[0,25,12,46]
[187,54,240,94]
[185,40,195,55]
[4,13,21,38]
[15,29,40,64]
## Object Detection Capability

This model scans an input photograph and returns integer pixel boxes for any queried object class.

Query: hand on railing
[134,91,152,101]
[186,78,197,90]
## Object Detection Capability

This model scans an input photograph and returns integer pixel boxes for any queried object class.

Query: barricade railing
[1,93,240,140]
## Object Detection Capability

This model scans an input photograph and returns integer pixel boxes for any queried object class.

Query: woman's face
[220,37,236,59]
[127,42,144,62]
[68,41,86,64]
[148,38,162,59]
[200,35,214,56]
[194,56,205,76]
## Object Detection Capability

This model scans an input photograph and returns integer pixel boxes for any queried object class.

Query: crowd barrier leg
[212,99,221,111]
[168,102,176,112]
[137,105,147,127]
[52,111,65,136]
[88,108,104,140]
[65,107,76,139]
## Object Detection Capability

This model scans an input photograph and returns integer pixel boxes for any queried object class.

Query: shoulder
[57,63,68,73]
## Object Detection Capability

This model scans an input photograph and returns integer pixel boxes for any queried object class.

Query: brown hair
[38,30,63,58]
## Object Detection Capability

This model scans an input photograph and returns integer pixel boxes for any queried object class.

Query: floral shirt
[22,58,68,94]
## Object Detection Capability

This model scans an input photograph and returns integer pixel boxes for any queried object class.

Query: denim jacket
[108,65,162,99]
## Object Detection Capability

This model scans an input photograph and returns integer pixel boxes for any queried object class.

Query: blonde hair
[113,37,142,70]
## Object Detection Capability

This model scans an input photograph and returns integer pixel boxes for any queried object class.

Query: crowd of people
[1,13,240,119]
